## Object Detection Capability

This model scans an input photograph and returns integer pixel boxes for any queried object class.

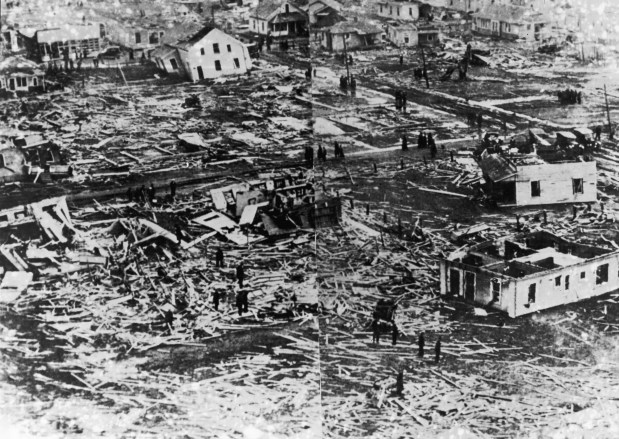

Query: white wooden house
[249,0,308,37]
[156,26,252,81]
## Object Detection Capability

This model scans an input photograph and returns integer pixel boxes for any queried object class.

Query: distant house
[478,150,596,206]
[440,231,619,317]
[35,24,103,61]
[105,19,166,58]
[249,0,309,38]
[472,4,549,41]
[425,0,480,12]
[0,56,45,94]
[376,1,421,21]
[320,21,383,51]
[154,26,252,81]
[1,28,28,53]
[417,23,441,46]
[385,22,418,46]
[308,0,345,28]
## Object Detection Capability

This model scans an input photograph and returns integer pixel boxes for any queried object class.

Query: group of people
[372,321,442,363]
[127,180,178,205]
[210,250,251,316]
[418,131,438,158]
[400,132,438,157]
[466,112,484,130]
[394,89,407,112]
[339,74,357,90]
[333,141,346,158]
[558,88,582,105]
[310,142,346,160]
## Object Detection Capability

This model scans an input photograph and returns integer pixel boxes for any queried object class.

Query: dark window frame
[531,180,541,197]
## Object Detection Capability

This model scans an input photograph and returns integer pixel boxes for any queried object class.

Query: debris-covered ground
[5,1,619,437]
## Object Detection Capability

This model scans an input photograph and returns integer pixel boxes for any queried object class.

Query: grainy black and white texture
[1,0,619,438]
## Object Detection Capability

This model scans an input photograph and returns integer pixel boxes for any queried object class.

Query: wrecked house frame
[440,231,619,317]
[320,21,384,51]
[478,150,597,206]
[35,24,103,62]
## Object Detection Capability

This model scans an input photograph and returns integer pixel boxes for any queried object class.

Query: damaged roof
[328,21,383,35]
[251,0,306,20]
[478,152,517,182]
[172,25,216,49]
[0,55,44,76]
[474,4,548,24]
[35,24,101,43]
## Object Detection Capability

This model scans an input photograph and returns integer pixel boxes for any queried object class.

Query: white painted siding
[514,161,596,206]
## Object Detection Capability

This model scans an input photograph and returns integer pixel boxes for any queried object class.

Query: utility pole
[581,42,585,62]
[420,46,429,88]
[604,84,613,140]
[343,35,350,84]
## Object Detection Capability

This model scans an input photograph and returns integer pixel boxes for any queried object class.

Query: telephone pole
[604,84,613,140]
[420,47,429,88]
[343,35,350,83]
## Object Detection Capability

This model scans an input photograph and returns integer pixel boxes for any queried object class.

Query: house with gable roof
[249,0,309,38]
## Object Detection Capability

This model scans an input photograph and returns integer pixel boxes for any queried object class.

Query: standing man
[476,113,483,132]
[372,319,380,345]
[595,125,602,141]
[435,336,442,363]
[215,247,224,267]
[175,224,183,245]
[401,134,408,151]
[399,54,404,66]
[236,261,245,288]
[418,332,425,358]
[170,180,177,199]
[395,369,404,396]
[429,133,437,159]
[212,290,220,311]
